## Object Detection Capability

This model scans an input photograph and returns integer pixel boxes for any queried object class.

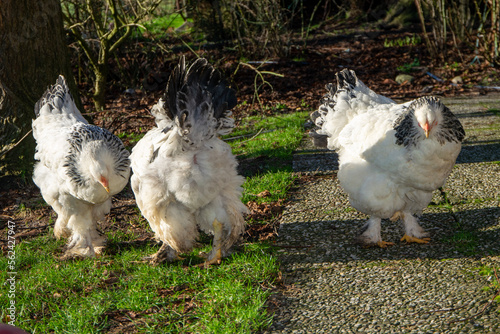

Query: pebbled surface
[264,94,500,333]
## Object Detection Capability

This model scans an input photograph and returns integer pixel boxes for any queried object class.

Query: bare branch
[0,130,32,159]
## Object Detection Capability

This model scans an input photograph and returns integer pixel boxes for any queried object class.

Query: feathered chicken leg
[203,218,224,267]
[400,212,430,244]
[358,216,394,248]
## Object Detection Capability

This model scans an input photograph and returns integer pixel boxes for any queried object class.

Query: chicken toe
[401,234,430,244]
[377,240,395,248]
[144,243,181,265]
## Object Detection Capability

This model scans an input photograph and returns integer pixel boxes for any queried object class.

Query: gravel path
[264,94,500,333]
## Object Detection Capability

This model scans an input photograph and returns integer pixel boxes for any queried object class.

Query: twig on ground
[448,268,500,323]
[412,304,469,315]
[14,224,50,230]
[14,229,45,239]
[233,128,265,148]
[112,203,139,210]
[224,129,275,142]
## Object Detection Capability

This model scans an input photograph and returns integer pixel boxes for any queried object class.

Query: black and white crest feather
[393,109,421,148]
[309,69,359,148]
[63,124,130,187]
[314,69,358,124]
[34,75,88,126]
[335,69,357,97]
[433,100,465,144]
[394,96,465,148]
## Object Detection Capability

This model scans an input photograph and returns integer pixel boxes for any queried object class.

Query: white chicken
[32,76,130,258]
[310,69,465,247]
[130,57,247,265]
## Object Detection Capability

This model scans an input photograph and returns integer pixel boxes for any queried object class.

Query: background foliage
[59,0,499,110]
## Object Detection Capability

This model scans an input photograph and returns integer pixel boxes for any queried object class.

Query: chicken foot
[358,216,394,248]
[400,212,430,244]
[144,242,182,265]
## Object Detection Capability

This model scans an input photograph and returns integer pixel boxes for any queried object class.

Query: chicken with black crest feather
[32,76,130,258]
[311,69,465,247]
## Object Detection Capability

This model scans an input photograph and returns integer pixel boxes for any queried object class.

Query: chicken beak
[423,121,430,138]
[100,176,110,193]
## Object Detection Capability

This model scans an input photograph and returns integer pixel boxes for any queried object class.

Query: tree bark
[0,0,79,176]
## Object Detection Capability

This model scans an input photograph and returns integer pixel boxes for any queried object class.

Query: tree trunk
[92,55,109,111]
[0,0,79,176]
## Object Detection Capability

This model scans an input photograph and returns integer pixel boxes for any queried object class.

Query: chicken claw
[144,243,182,265]
[400,234,430,244]
[377,240,395,248]
[390,211,404,222]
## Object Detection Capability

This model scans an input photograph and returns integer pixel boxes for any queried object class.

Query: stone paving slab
[264,94,500,333]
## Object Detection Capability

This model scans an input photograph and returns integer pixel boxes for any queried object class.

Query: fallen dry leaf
[257,190,272,197]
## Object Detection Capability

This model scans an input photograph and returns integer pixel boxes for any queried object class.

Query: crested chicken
[310,69,465,247]
[32,76,130,257]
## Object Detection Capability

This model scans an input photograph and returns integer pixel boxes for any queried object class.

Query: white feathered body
[336,106,461,219]
[130,125,246,253]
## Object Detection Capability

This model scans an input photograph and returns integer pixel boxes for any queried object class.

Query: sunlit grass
[242,170,297,204]
[229,111,307,205]
[227,111,308,160]
[0,232,277,333]
[133,13,193,39]
[0,109,309,332]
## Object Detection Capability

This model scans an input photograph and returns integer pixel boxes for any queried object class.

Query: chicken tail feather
[152,57,237,143]
[34,75,86,123]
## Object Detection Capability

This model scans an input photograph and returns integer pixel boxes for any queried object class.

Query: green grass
[227,111,308,160]
[384,34,421,48]
[132,13,193,39]
[1,109,309,332]
[0,232,277,333]
[117,132,145,150]
[242,170,297,204]
[443,230,478,255]
[361,261,390,268]
[478,266,500,305]
[229,111,308,205]
[488,108,500,117]
[396,58,420,73]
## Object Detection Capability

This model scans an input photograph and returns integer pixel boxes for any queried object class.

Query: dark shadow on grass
[104,236,157,256]
[237,155,293,177]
